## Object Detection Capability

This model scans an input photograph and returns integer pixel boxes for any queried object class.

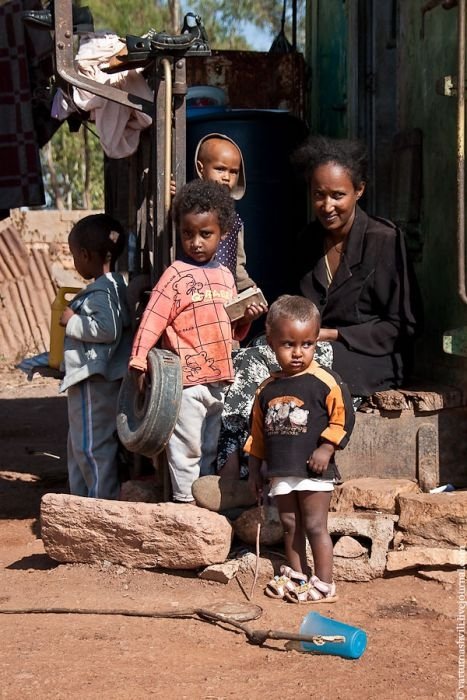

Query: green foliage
[41,123,104,210]
[89,0,170,38]
[187,0,305,51]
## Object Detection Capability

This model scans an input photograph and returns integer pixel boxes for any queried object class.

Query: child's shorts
[269,476,335,497]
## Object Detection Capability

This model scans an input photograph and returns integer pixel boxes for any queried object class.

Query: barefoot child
[129,180,265,503]
[245,295,355,602]
[60,214,131,500]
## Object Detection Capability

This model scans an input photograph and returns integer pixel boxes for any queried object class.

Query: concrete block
[307,512,396,581]
[335,407,467,488]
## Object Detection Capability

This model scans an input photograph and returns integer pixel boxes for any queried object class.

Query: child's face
[197,140,241,192]
[267,317,320,376]
[180,210,223,264]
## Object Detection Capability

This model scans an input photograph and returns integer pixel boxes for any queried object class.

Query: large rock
[192,475,256,512]
[397,492,467,547]
[387,546,466,571]
[232,505,283,545]
[331,478,420,514]
[40,493,232,569]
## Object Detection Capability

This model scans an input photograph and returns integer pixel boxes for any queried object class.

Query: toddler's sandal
[264,575,296,600]
[279,565,307,585]
[285,578,338,604]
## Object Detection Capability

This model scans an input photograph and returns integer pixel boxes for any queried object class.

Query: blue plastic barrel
[187,109,309,308]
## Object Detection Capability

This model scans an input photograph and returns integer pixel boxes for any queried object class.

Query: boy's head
[172,179,235,264]
[68,214,125,279]
[266,295,321,376]
[195,133,246,200]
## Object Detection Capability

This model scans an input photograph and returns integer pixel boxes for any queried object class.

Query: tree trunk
[168,0,180,34]
[44,142,65,210]
[83,127,91,209]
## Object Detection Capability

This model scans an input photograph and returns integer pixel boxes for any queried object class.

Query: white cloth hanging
[68,32,153,158]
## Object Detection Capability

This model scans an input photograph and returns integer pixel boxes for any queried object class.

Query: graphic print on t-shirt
[172,274,204,310]
[184,350,220,382]
[264,395,309,436]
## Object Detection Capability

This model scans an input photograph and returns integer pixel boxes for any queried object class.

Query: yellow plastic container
[49,287,82,369]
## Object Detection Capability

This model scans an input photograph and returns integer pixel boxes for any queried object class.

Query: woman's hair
[172,179,235,234]
[292,135,368,189]
[69,214,126,263]
[266,295,321,334]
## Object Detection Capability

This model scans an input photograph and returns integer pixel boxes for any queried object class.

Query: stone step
[331,477,420,514]
[40,493,232,569]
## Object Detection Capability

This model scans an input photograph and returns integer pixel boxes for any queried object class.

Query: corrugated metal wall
[0,223,56,364]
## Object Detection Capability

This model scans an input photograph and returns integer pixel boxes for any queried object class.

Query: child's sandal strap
[310,575,337,598]
[264,575,297,599]
[285,578,338,604]
[279,565,307,584]
[284,582,316,604]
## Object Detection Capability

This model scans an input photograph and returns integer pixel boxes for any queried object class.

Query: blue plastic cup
[299,611,367,659]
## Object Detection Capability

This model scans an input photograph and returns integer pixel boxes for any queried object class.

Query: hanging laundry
[65,32,153,159]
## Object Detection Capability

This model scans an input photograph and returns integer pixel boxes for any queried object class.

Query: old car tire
[117,348,182,457]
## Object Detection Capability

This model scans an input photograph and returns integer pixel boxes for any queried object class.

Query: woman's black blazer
[298,206,420,396]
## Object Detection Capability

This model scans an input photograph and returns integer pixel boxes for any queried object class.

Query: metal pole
[292,0,297,50]
[172,58,187,263]
[162,58,173,223]
[457,0,467,303]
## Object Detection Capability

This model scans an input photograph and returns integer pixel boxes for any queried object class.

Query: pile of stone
[40,476,467,584]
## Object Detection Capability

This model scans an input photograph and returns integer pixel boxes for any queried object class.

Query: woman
[217,135,419,478]
[293,135,419,398]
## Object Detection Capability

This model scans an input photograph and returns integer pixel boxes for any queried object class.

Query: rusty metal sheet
[0,223,56,363]
[186,50,307,120]
[0,224,29,282]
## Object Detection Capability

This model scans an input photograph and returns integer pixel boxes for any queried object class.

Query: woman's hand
[318,328,339,342]
[59,307,74,327]
[308,443,335,474]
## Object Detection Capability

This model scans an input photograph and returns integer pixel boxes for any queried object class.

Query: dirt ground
[0,367,461,700]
